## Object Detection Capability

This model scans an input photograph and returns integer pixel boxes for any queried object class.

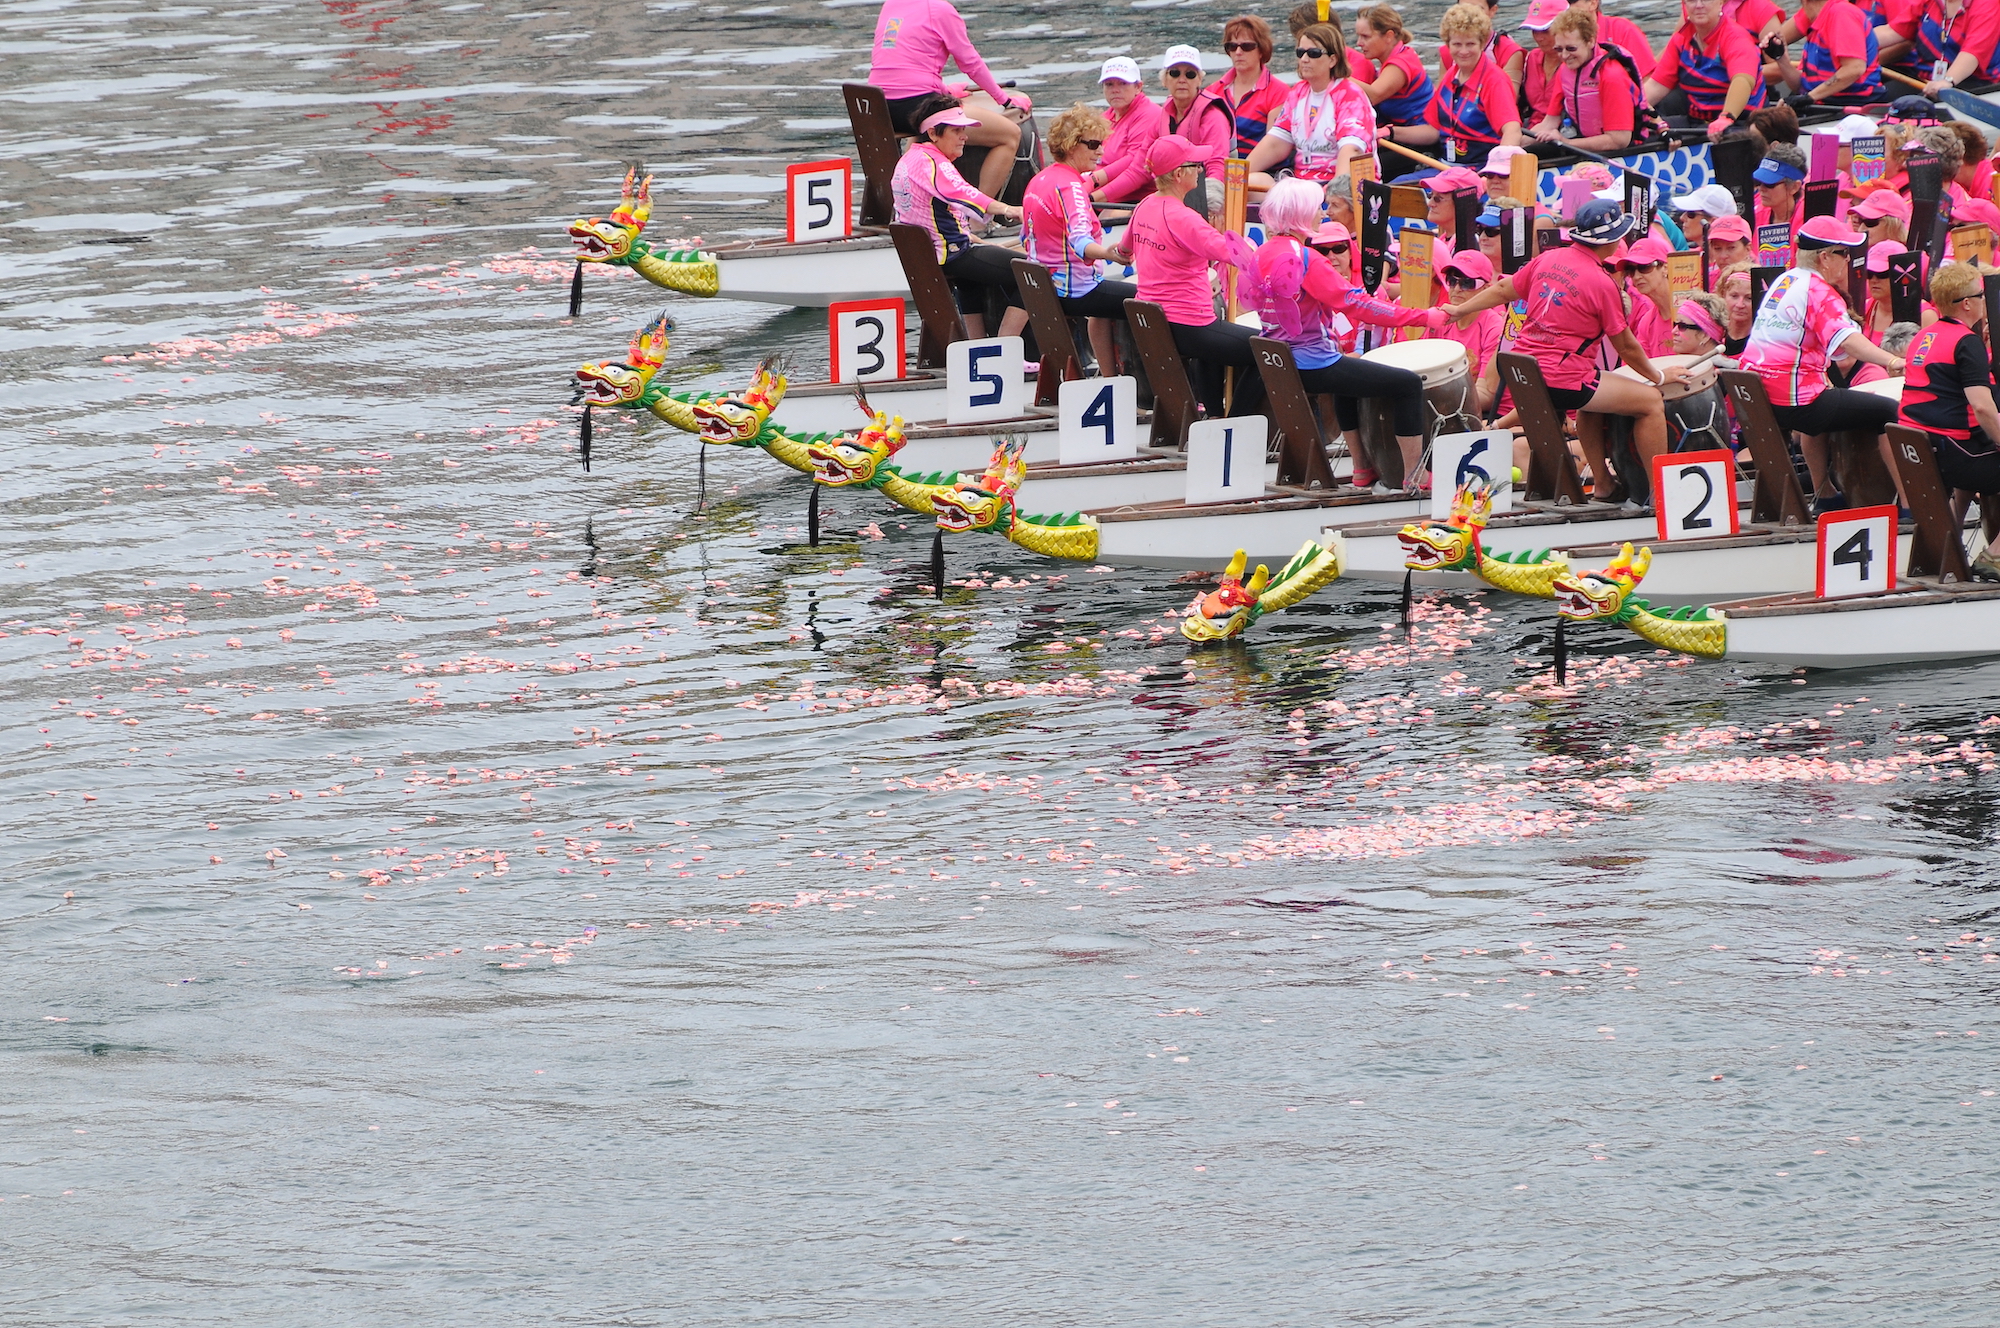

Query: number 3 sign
[786,158,853,244]
[829,299,905,383]
[1652,449,1739,541]
[1816,504,1898,597]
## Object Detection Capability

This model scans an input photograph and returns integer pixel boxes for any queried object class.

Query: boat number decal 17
[1653,449,1738,542]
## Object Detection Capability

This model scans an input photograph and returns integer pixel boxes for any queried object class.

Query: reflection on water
[3,0,1998,1322]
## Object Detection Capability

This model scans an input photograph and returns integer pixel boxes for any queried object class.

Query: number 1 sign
[1185,416,1266,505]
[1056,376,1138,465]
[1816,504,1898,597]
[829,299,906,383]
[786,158,853,244]
[1653,449,1739,541]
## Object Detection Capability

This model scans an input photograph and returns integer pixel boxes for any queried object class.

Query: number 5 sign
[1653,449,1739,541]
[786,158,853,244]
[945,336,1024,424]
[1056,376,1138,465]
[1816,504,1898,597]
[829,299,905,383]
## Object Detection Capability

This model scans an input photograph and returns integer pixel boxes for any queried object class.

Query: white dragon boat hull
[1007,456,1287,511]
[1094,491,1426,569]
[1337,504,1736,585]
[893,416,1060,474]
[712,234,908,307]
[1716,583,2000,668]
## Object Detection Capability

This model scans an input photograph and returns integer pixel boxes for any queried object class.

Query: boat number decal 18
[1815,504,1898,598]
[1653,449,1739,542]
[1057,376,1138,465]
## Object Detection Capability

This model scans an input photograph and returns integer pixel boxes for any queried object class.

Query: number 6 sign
[1816,504,1898,597]
[829,299,906,383]
[1430,430,1514,519]
[786,158,853,244]
[1653,449,1740,541]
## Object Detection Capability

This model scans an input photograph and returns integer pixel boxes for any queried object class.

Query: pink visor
[920,107,982,133]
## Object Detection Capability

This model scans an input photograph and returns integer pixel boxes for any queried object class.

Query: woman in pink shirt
[1160,45,1234,178]
[1118,134,1264,418]
[1520,0,1566,123]
[1620,237,1676,356]
[1434,248,1505,383]
[891,98,1029,340]
[1088,57,1169,204]
[869,0,1025,199]
[1210,14,1291,158]
[1022,104,1136,375]
[1244,23,1376,189]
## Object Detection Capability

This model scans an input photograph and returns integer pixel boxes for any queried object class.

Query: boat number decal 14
[786,159,853,245]
[946,336,1025,424]
[828,298,906,383]
[1653,449,1740,542]
[1816,504,1898,598]
[1057,376,1138,466]
[1430,430,1514,519]
[1185,416,1267,506]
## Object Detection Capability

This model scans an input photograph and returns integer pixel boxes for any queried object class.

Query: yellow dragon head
[1554,542,1651,623]
[1179,549,1273,641]
[808,411,907,487]
[1397,480,1492,573]
[574,311,673,406]
[569,168,652,263]
[689,360,789,445]
[932,439,1027,534]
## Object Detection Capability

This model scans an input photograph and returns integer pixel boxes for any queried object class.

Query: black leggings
[1170,317,1267,418]
[1300,358,1426,437]
[1771,389,1898,437]
[942,244,1024,315]
[1056,279,1137,320]
[1936,430,2000,493]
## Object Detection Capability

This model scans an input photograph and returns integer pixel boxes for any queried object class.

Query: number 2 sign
[1816,504,1898,597]
[786,158,853,244]
[1653,449,1739,541]
[828,299,905,383]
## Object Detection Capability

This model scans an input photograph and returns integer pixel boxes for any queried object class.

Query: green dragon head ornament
[1397,479,1569,598]
[575,311,672,407]
[688,360,788,445]
[1553,543,1728,659]
[808,411,908,487]
[567,168,721,301]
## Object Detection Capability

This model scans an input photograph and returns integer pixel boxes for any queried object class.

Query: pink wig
[1259,178,1323,238]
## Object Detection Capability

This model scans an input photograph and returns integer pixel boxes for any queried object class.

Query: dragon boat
[1397,482,1571,598]
[1178,542,1347,642]
[567,171,722,311]
[929,441,1101,560]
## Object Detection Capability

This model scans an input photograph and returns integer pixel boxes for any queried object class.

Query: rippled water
[5,2,1999,1322]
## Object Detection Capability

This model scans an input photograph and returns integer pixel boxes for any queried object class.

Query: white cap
[1835,113,1880,142]
[1669,183,1738,219]
[1159,44,1209,72]
[1100,56,1143,83]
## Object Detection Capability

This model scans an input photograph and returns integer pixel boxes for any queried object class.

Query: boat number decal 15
[945,336,1025,424]
[1816,504,1898,598]
[1185,416,1267,506]
[786,158,853,244]
[1430,430,1515,520]
[828,299,906,384]
[1653,449,1739,542]
[1057,376,1138,466]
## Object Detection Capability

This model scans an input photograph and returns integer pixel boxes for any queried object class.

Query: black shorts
[1771,388,1898,437]
[1546,375,1601,414]
[1935,430,2000,494]
[1056,280,1137,320]
[886,93,932,136]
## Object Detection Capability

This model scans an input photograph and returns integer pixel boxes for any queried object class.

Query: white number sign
[786,158,853,244]
[1429,430,1515,519]
[1816,504,1898,597]
[1056,376,1138,466]
[1185,416,1267,505]
[828,299,905,383]
[946,336,1025,424]
[1652,449,1740,542]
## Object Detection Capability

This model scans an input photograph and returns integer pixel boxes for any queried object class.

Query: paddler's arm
[1609,328,1669,386]
[1831,326,1904,374]
[1442,274,1517,323]
[1926,50,1981,97]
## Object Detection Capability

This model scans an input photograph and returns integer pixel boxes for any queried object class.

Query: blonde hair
[1680,289,1727,330]
[1548,8,1597,44]
[1931,260,1985,309]
[1047,102,1111,161]
[1439,3,1492,44]
[1355,4,1410,43]
[1718,259,1755,289]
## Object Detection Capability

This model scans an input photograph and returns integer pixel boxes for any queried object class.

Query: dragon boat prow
[1553,543,1729,660]
[1397,480,1569,599]
[566,167,720,305]
[1180,536,1345,641]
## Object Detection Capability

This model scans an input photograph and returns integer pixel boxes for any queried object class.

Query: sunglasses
[1223,41,1260,52]
[1318,241,1352,253]
[1080,138,1103,149]
[1475,224,1502,237]
[1552,43,1585,54]
[1672,321,1707,333]
[1444,273,1482,288]
[1624,261,1665,273]
[1295,46,1328,59]
[1165,67,1201,79]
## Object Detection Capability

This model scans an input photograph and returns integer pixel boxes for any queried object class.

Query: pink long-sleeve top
[1126,193,1257,325]
[1165,88,1234,175]
[1097,93,1169,204]
[1250,236,1441,368]
[868,0,1010,104]
[1021,162,1104,296]
[891,141,997,262]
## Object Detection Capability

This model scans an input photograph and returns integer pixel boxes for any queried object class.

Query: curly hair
[1439,3,1491,43]
[1915,124,1966,178]
[1046,102,1111,161]
[1547,8,1597,45]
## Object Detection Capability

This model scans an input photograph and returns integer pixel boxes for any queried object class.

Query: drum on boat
[1855,376,1904,402]
[1612,353,1729,453]
[1354,340,1474,488]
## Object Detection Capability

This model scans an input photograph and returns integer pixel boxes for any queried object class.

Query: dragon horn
[853,380,872,421]
[1245,563,1271,595]
[1001,440,1027,496]
[883,415,907,457]
[1220,549,1248,585]
[976,440,1012,490]
[1450,483,1475,528]
[632,174,653,229]
[1465,480,1493,530]
[1605,541,1636,586]
[1629,545,1652,583]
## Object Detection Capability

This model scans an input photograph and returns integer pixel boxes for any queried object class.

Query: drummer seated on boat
[1527,9,1647,156]
[1900,261,2000,577]
[1444,199,1677,502]
[1738,214,1907,515]
[1875,0,2000,97]
[891,97,1029,341]
[1673,291,1734,363]
[1245,179,1450,490]
[1771,0,1885,111]
[1022,103,1141,376]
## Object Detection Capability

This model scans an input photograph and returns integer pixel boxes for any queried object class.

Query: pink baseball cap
[1864,240,1909,273]
[1521,0,1566,30]
[1621,236,1672,267]
[1706,214,1754,244]
[1479,145,1531,179]
[1439,248,1494,281]
[1145,134,1200,176]
[1955,198,2000,229]
[1852,190,1913,221]
[919,106,981,133]
[1307,220,1353,246]
[1424,166,1487,197]
[1797,214,1866,248]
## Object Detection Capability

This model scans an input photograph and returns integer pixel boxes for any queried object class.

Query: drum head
[1359,339,1468,388]
[1613,353,1719,400]
[1855,376,1903,400]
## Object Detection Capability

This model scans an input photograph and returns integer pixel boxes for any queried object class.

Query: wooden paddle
[1379,139,1449,172]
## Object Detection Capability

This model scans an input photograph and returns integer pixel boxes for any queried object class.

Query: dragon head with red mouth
[569,168,652,263]
[808,411,907,487]
[574,311,673,407]
[688,360,788,446]
[1554,542,1650,623]
[1397,480,1492,572]
[931,439,1027,534]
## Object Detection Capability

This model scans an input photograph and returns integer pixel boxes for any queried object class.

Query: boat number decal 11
[1816,504,1898,598]
[1653,449,1739,542]
[1430,430,1514,519]
[1185,416,1266,505]
[828,298,906,384]
[945,336,1025,424]
[1057,376,1138,466]
[786,158,853,245]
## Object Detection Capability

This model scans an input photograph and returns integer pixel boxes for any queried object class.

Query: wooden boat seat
[1885,423,1974,582]
[1011,259,1086,406]
[887,223,968,370]
[1495,352,1589,505]
[844,84,904,229]
[1249,337,1339,490]
[1716,370,1811,527]
[1122,299,1201,450]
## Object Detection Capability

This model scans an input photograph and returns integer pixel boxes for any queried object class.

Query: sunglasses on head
[1295,46,1328,59]
[1166,67,1201,78]
[1223,41,1260,52]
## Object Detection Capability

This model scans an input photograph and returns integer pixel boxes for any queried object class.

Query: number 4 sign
[1653,449,1740,541]
[1056,376,1138,465]
[786,158,853,244]
[829,299,905,383]
[1817,504,1898,597]
[1185,416,1266,505]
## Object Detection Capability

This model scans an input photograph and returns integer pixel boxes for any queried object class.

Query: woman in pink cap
[1090,58,1168,205]
[1421,167,1487,249]
[1244,23,1376,190]
[1160,46,1233,182]
[1435,248,1505,381]
[890,95,1029,340]
[1853,189,1911,249]
[1619,236,1677,355]
[869,0,1026,199]
[1858,240,1937,346]
[1242,178,1449,489]
[1705,214,1754,288]
[1119,134,1265,418]
[1739,214,1907,513]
